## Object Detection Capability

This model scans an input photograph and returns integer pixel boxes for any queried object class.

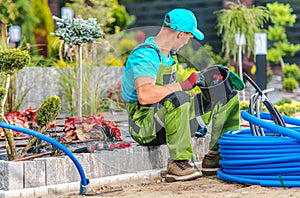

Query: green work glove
[221,66,245,91]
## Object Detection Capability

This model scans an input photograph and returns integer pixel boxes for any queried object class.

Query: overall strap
[131,44,162,63]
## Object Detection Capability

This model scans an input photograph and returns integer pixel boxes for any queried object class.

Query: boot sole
[201,167,219,176]
[166,171,202,182]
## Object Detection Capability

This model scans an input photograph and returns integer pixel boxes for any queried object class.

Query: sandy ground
[59,175,300,198]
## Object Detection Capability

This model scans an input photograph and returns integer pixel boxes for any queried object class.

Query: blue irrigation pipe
[217,110,300,187]
[0,122,89,195]
[241,111,300,141]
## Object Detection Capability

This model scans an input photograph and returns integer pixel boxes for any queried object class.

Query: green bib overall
[126,46,240,160]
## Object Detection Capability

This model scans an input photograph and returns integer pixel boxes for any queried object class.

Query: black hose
[243,72,285,136]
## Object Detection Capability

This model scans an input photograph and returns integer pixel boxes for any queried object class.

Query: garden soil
[59,175,300,198]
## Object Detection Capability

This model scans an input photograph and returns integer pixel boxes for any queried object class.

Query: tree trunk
[34,30,48,57]
[7,76,15,112]
[0,115,18,160]
[1,74,10,113]
[1,22,8,47]
[20,125,48,158]
[280,57,285,70]
[78,44,83,117]
[0,74,18,160]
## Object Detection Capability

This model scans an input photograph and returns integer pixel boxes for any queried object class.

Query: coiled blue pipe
[0,122,89,194]
[218,110,300,187]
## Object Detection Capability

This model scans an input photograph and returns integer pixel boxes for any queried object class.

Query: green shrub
[282,77,298,91]
[36,96,61,127]
[283,63,300,79]
[266,3,300,67]
[240,100,300,116]
[0,48,30,74]
[275,98,292,105]
[240,101,250,110]
[31,0,55,57]
[275,102,300,116]
[105,3,134,34]
[266,48,282,63]
[51,16,104,46]
[66,0,134,35]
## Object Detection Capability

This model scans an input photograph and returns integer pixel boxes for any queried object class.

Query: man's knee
[160,91,190,108]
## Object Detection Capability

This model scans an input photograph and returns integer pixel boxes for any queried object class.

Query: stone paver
[0,169,164,197]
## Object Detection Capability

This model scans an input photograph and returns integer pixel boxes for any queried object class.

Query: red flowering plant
[2,108,125,144]
[61,115,122,143]
[1,107,38,137]
[1,106,57,138]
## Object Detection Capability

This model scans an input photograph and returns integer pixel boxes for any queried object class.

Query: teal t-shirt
[121,36,174,102]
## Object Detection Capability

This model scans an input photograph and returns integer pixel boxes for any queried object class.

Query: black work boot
[201,151,221,176]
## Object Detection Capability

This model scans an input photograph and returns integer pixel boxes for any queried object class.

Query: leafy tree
[51,17,103,46]
[215,1,269,65]
[105,0,135,34]
[266,2,300,70]
[0,48,30,160]
[66,0,135,34]
[51,16,104,117]
[13,0,39,45]
[0,0,19,48]
[31,0,55,57]
[214,1,269,100]
[0,49,30,112]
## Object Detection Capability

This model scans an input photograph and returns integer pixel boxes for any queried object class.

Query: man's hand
[179,72,206,91]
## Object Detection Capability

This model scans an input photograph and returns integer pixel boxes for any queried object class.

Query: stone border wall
[0,134,210,192]
[0,145,169,191]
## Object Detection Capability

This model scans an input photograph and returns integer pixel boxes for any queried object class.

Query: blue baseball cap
[163,8,204,40]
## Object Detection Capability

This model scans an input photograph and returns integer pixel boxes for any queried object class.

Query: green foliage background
[266,2,300,65]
